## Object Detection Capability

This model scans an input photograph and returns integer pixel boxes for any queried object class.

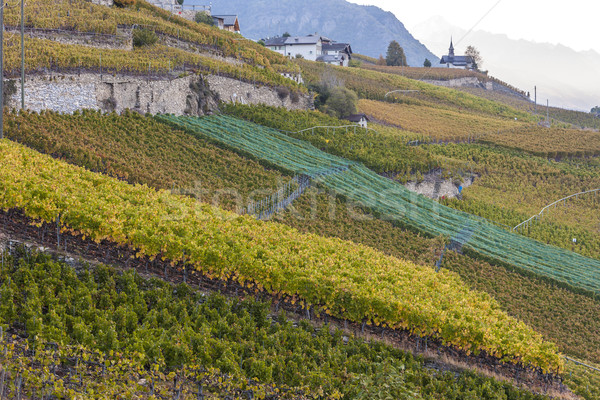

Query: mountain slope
[204,0,438,66]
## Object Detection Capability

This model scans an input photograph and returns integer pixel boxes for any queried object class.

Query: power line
[455,0,503,47]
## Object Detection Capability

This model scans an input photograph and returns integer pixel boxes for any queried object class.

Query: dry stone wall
[7,73,312,115]
[421,77,529,99]
[206,75,312,110]
[421,77,481,88]
[6,27,132,51]
[90,0,114,6]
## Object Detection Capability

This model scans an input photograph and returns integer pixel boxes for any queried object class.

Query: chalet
[265,34,323,61]
[317,42,352,67]
[440,38,474,70]
[212,15,240,33]
[344,113,369,128]
[212,16,224,29]
[265,35,352,66]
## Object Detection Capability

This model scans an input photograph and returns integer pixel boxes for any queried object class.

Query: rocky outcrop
[90,0,114,6]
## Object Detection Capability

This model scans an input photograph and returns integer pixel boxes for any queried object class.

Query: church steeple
[449,37,455,57]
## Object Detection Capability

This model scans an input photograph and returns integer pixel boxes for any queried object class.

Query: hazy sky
[349,0,600,53]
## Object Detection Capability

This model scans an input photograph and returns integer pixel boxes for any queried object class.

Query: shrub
[324,86,358,118]
[113,0,135,7]
[276,86,290,100]
[194,12,214,26]
[132,28,158,47]
[290,90,300,104]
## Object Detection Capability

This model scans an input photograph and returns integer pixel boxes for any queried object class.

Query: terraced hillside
[1,0,302,92]
[296,59,531,119]
[5,109,598,371]
[2,3,600,395]
[4,109,292,210]
[0,246,560,399]
[4,108,594,396]
[2,138,565,373]
[158,114,600,298]
[224,105,600,261]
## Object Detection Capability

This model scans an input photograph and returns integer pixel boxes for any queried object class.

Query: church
[440,38,475,70]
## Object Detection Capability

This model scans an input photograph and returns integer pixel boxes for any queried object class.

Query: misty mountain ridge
[202,0,438,66]
[412,16,600,111]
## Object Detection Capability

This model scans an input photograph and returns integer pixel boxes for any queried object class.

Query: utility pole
[21,0,24,109]
[534,85,537,115]
[546,99,549,125]
[0,2,4,140]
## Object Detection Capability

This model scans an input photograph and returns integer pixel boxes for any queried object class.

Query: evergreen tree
[423,58,432,67]
[386,41,407,66]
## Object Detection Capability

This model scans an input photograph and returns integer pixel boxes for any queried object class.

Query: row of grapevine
[358,99,523,141]
[0,335,276,399]
[427,144,600,258]
[3,0,297,74]
[1,36,302,92]
[222,104,437,176]
[0,246,557,399]
[0,138,562,373]
[295,59,532,120]
[158,114,600,299]
[5,109,598,381]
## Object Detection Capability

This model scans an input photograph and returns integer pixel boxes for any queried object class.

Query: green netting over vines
[157,114,600,294]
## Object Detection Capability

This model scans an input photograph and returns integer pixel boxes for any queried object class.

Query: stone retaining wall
[205,75,312,110]
[421,77,481,88]
[421,77,528,99]
[91,0,114,6]
[6,27,132,50]
[7,73,312,115]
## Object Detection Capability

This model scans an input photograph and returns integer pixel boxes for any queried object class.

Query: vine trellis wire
[513,188,600,232]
